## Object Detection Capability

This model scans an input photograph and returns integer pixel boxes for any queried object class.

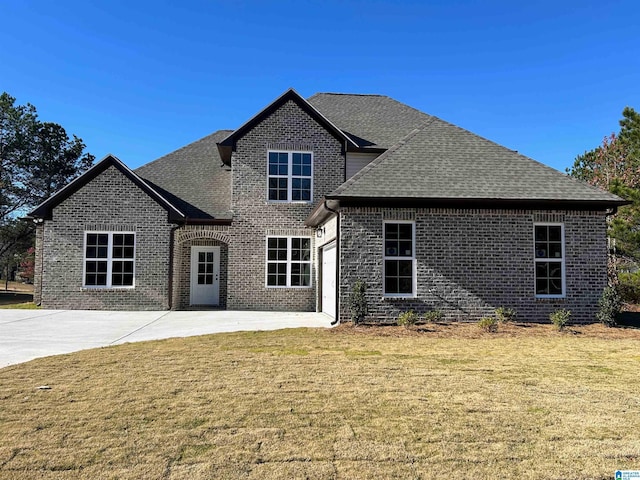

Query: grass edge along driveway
[1,323,639,479]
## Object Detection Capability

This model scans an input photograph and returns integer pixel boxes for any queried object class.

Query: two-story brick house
[29,89,626,322]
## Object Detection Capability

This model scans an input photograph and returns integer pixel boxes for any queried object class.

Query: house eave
[325,195,630,211]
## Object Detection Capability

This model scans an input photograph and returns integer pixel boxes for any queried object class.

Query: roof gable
[29,155,186,222]
[217,88,358,164]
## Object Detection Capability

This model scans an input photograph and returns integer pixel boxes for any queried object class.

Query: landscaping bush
[478,316,498,332]
[424,310,444,323]
[617,271,640,303]
[495,306,516,323]
[550,309,571,331]
[349,279,368,324]
[596,286,622,327]
[397,310,420,328]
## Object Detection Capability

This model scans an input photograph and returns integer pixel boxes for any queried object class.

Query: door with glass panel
[190,246,220,306]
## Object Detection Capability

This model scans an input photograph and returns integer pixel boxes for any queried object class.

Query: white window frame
[83,231,136,289]
[383,220,417,298]
[266,150,313,203]
[265,236,313,288]
[533,223,565,299]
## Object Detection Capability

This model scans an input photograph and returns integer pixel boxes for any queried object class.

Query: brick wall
[338,207,608,323]
[38,166,173,310]
[227,99,345,311]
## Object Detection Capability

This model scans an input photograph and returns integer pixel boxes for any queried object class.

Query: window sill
[265,286,313,289]
[383,295,417,301]
[81,287,135,291]
[535,295,566,301]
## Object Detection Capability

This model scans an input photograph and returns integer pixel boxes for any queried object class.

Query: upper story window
[534,224,565,298]
[84,232,135,288]
[267,151,313,202]
[383,221,416,297]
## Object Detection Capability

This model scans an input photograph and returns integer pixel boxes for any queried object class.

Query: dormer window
[267,151,313,202]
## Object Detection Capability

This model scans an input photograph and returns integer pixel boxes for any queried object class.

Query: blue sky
[2,0,639,172]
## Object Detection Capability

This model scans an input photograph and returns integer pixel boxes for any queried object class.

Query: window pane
[549,279,562,294]
[385,277,398,294]
[398,260,413,276]
[535,226,547,241]
[549,243,562,258]
[385,223,398,238]
[97,234,108,246]
[399,278,413,294]
[399,224,412,239]
[536,262,548,277]
[399,241,412,257]
[548,226,561,242]
[536,279,548,295]
[535,243,547,258]
[385,260,398,276]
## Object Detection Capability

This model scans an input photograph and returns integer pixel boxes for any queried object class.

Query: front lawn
[0,323,639,479]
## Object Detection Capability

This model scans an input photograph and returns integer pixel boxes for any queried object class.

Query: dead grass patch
[1,323,639,479]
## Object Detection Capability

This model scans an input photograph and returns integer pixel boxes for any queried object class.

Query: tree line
[1,92,94,286]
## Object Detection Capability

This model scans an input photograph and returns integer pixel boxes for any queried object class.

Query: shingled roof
[135,130,233,221]
[308,93,432,149]
[132,91,624,223]
[309,93,625,208]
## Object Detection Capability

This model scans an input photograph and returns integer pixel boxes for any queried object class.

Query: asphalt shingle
[135,130,233,219]
[311,94,623,204]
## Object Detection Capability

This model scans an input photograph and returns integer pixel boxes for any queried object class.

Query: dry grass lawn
[1,322,639,479]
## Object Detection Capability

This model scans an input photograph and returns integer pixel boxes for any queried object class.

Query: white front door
[190,246,220,306]
[321,243,336,318]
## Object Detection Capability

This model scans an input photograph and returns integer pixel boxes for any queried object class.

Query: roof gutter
[305,198,340,227]
[326,196,630,211]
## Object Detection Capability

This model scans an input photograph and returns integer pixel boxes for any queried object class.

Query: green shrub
[550,309,572,331]
[478,316,498,332]
[495,306,516,323]
[397,310,420,328]
[349,279,368,325]
[596,286,622,327]
[617,271,640,303]
[424,310,444,323]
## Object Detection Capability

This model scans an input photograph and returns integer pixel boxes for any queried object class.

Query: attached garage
[321,242,336,318]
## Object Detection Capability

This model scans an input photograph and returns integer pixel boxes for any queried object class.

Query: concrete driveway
[0,309,334,368]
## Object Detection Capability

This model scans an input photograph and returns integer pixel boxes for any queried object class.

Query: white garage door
[322,243,336,318]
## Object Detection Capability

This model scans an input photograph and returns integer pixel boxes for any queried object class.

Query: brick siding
[338,207,608,323]
[226,99,345,311]
[38,166,173,310]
